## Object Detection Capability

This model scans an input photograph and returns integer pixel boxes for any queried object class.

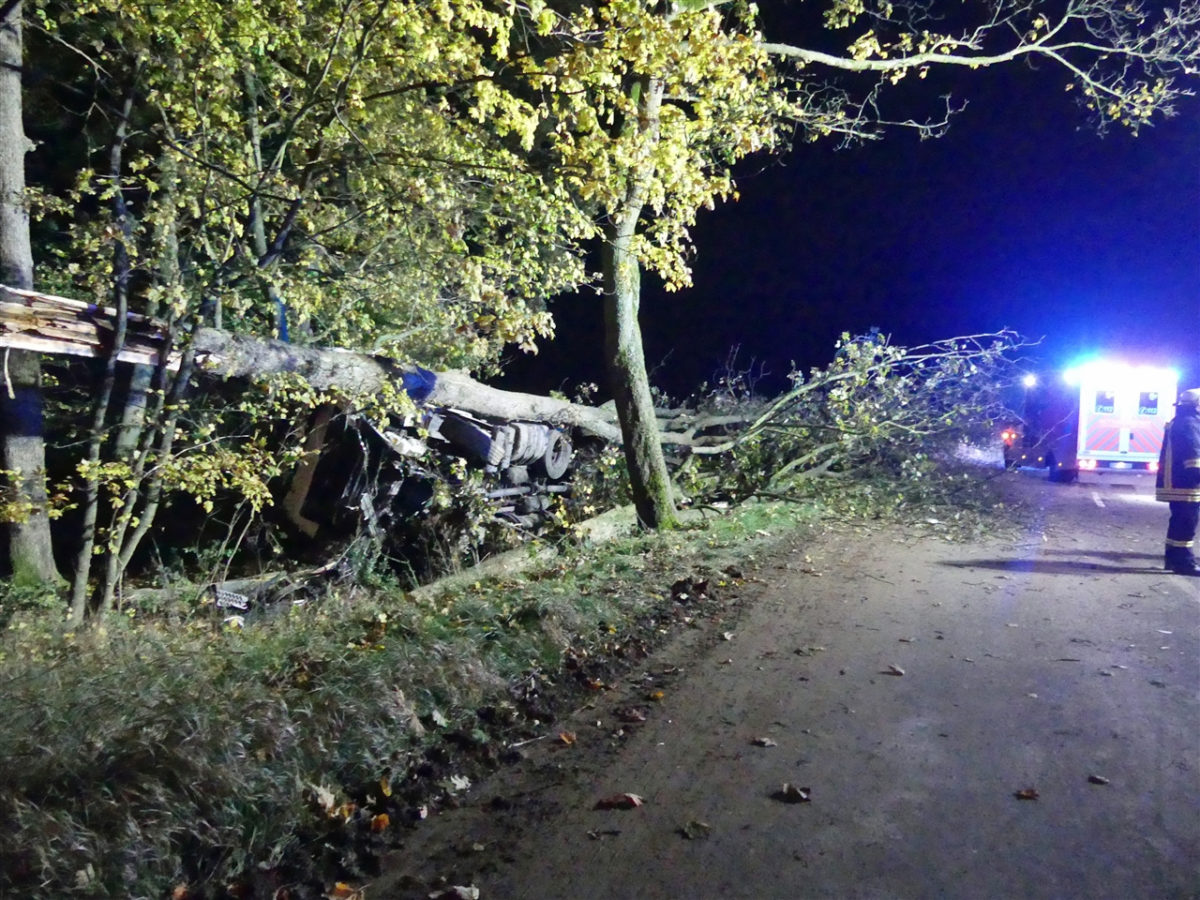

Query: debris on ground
[594,793,645,810]
[772,783,812,804]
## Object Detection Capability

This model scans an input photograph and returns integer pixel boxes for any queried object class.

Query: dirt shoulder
[370,472,1199,899]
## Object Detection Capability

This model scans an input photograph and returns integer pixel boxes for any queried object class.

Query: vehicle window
[1094,391,1115,414]
[1138,392,1159,416]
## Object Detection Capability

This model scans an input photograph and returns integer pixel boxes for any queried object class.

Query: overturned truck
[0,286,603,543]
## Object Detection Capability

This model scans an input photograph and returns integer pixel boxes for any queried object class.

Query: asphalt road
[376,471,1200,900]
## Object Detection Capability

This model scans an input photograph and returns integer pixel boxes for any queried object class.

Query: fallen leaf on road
[773,783,812,804]
[647,690,665,701]
[882,665,905,676]
[587,829,622,840]
[678,820,712,840]
[793,646,826,657]
[1149,679,1167,688]
[721,631,735,641]
[327,884,361,899]
[370,813,390,832]
[752,737,778,747]
[428,887,480,900]
[617,707,647,723]
[557,731,577,746]
[1087,775,1110,785]
[594,793,645,810]
[1013,788,1040,801]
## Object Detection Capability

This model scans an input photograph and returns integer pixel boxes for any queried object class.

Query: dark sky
[501,25,1200,401]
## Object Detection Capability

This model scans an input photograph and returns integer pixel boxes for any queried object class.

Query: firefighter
[1156,387,1200,576]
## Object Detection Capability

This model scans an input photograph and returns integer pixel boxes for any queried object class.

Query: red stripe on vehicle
[1128,427,1159,454]
[1085,425,1119,452]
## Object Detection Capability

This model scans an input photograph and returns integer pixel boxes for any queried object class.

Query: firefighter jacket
[1156,405,1200,503]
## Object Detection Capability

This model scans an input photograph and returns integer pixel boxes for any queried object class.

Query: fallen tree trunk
[0,286,623,442]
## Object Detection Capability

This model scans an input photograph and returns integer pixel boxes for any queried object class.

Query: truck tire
[535,431,572,480]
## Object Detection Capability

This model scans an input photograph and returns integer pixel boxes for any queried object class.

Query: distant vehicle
[1005,361,1179,482]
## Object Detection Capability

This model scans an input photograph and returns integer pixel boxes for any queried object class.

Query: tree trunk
[601,73,677,529]
[0,0,61,587]
[188,327,624,441]
[602,220,677,529]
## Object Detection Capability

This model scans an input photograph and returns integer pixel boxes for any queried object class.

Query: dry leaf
[327,883,360,900]
[647,690,665,701]
[752,737,778,747]
[312,784,337,815]
[773,783,811,804]
[370,813,390,832]
[1087,774,1110,785]
[558,731,577,746]
[678,820,712,840]
[883,665,905,676]
[617,707,647,723]
[428,887,480,900]
[721,632,735,641]
[594,793,645,810]
[1013,788,1040,800]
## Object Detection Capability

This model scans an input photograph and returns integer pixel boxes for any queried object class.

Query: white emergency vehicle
[1008,360,1179,482]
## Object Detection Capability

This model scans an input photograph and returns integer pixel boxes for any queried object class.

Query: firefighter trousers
[1166,501,1199,562]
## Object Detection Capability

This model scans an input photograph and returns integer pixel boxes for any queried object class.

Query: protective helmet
[1178,388,1200,407]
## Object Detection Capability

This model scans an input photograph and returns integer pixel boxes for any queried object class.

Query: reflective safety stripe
[1156,489,1200,502]
[1166,538,1197,548]
[1185,457,1200,468]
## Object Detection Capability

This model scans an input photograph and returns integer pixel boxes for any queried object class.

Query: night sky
[501,20,1200,402]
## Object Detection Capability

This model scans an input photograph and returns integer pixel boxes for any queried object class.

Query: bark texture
[0,1,61,585]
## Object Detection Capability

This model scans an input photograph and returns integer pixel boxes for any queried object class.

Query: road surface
[375,471,1200,900]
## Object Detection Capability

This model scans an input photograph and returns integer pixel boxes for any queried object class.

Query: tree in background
[0,0,61,588]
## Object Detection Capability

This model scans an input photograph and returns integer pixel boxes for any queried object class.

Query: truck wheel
[535,431,572,480]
